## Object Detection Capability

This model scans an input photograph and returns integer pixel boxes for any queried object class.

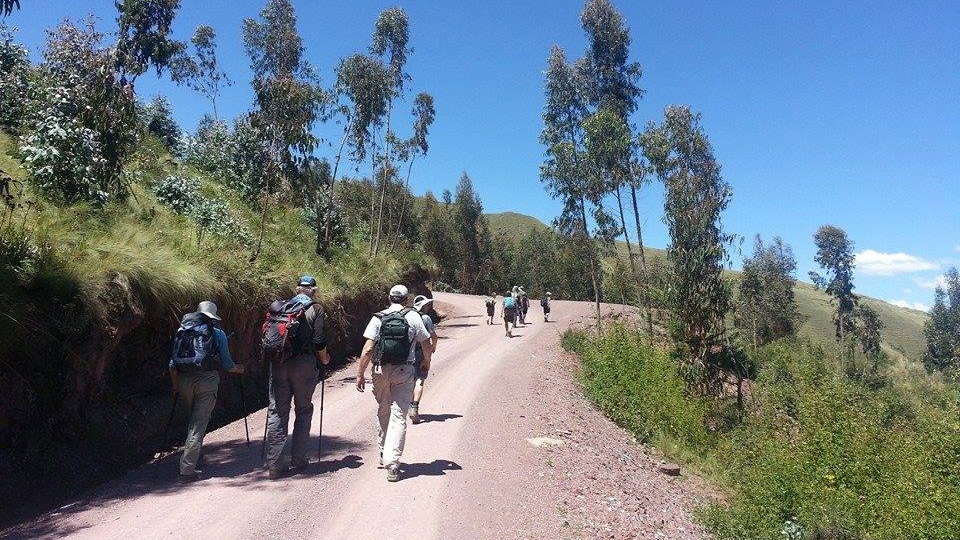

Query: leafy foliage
[114,0,184,83]
[172,24,231,118]
[736,235,802,348]
[809,225,858,342]
[152,173,251,245]
[141,95,181,150]
[0,23,31,132]
[923,267,960,375]
[183,114,231,175]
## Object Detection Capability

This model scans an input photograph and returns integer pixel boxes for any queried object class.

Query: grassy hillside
[485,211,929,360]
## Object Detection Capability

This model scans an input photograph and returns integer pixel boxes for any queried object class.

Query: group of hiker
[485,287,552,337]
[167,278,438,484]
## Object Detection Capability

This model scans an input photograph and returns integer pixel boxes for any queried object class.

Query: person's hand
[319,349,331,365]
[356,374,366,392]
[420,360,430,374]
[231,364,245,375]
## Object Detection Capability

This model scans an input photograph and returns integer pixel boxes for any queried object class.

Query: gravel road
[4,292,710,540]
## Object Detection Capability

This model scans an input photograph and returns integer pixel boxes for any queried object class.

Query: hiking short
[542,304,550,314]
[415,359,428,381]
[503,307,516,321]
[486,304,495,316]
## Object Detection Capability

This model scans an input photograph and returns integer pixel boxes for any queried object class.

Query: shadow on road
[440,323,480,328]
[415,413,463,424]
[310,454,364,475]
[401,459,462,480]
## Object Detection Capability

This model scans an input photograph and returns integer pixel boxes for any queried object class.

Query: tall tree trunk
[579,195,602,332]
[614,185,640,301]
[373,100,394,257]
[629,181,653,334]
[320,121,351,254]
[368,147,378,256]
[251,135,279,262]
[390,155,416,251]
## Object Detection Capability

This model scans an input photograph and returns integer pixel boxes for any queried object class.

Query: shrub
[184,114,231,176]
[0,23,31,132]
[152,174,199,214]
[141,96,181,151]
[152,174,251,245]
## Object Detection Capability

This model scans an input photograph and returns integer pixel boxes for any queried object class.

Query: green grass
[488,210,929,362]
[566,327,960,540]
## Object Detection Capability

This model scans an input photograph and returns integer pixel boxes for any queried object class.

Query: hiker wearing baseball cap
[410,294,439,424]
[355,284,432,481]
[541,292,552,322]
[168,301,244,483]
[262,275,330,479]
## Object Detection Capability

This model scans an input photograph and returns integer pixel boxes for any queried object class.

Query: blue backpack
[503,296,515,309]
[171,313,217,372]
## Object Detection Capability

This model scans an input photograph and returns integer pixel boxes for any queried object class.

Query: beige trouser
[175,370,220,476]
[372,363,415,467]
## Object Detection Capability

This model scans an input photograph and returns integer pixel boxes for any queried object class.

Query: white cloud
[915,275,948,290]
[855,249,938,276]
[889,299,930,312]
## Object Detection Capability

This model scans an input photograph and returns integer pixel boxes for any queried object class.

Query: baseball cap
[389,284,408,298]
[298,275,317,287]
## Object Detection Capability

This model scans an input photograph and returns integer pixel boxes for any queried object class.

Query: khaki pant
[372,363,415,467]
[265,356,319,469]
[175,370,220,476]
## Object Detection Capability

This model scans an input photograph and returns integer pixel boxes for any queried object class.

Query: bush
[152,174,199,214]
[141,96,181,151]
[152,174,251,246]
[0,23,31,132]
[184,115,231,176]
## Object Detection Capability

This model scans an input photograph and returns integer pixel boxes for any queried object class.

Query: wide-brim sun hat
[197,300,221,321]
[413,295,433,311]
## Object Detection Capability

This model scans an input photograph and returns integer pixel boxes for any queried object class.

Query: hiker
[503,291,517,337]
[355,284,432,482]
[168,301,245,483]
[518,287,529,325]
[410,294,439,425]
[541,291,552,322]
[484,294,496,325]
[511,286,521,326]
[262,275,330,479]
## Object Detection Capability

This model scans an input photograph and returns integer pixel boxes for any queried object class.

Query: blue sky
[6,1,958,310]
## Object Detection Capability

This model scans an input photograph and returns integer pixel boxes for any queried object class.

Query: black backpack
[375,307,413,365]
[261,296,314,362]
[171,313,218,372]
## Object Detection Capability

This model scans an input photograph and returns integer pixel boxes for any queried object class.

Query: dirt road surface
[4,293,710,540]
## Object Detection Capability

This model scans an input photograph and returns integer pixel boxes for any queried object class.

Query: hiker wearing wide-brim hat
[355,284,433,482]
[168,300,244,484]
[541,292,553,322]
[262,275,331,479]
[409,295,438,425]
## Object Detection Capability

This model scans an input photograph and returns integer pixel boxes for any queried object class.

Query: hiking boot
[268,466,288,480]
[410,403,420,424]
[291,457,309,470]
[386,464,400,482]
[178,473,199,484]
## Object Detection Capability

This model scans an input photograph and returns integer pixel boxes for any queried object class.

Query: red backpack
[261,296,313,362]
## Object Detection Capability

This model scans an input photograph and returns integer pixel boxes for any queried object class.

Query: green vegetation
[566,325,960,539]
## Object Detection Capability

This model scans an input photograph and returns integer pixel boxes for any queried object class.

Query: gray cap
[197,300,221,321]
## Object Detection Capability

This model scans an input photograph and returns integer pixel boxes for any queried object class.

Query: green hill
[484,211,929,360]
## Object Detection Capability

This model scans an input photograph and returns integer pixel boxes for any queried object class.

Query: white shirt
[363,303,431,363]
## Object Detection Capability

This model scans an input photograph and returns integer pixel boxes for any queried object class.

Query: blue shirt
[169,324,237,371]
[414,314,436,364]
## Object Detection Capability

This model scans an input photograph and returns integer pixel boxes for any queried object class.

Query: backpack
[540,297,549,308]
[261,295,314,362]
[485,297,495,307]
[375,307,413,365]
[503,296,515,309]
[171,313,217,372]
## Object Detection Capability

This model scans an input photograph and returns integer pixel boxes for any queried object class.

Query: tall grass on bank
[564,325,960,540]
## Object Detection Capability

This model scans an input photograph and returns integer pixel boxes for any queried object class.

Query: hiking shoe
[410,404,420,424]
[268,466,288,480]
[386,464,400,482]
[178,473,199,484]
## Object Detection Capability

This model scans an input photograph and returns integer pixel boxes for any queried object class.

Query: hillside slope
[485,211,929,360]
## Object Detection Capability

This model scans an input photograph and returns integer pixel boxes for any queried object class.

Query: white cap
[389,284,408,299]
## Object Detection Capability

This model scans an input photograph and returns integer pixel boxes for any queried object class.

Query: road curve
[5,293,634,540]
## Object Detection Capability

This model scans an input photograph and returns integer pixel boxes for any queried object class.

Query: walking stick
[317,370,325,460]
[238,374,250,446]
[261,362,271,463]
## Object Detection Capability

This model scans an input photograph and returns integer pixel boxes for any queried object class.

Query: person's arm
[169,368,178,394]
[356,339,374,391]
[309,306,330,366]
[214,328,244,374]
[412,315,432,372]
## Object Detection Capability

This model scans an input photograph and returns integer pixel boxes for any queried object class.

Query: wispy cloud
[855,249,938,276]
[915,275,948,290]
[889,299,930,312]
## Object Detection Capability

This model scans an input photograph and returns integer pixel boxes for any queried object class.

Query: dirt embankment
[0,266,432,527]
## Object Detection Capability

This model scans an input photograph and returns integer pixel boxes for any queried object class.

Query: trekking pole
[317,369,325,460]
[261,361,270,463]
[238,373,250,446]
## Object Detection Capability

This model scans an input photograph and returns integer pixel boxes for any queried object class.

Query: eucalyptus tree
[809,225,858,345]
[643,105,734,395]
[114,0,184,85]
[242,0,322,260]
[736,235,801,348]
[173,24,231,119]
[923,267,960,375]
[579,0,654,332]
[390,91,435,250]
[370,6,412,255]
[540,44,605,329]
[1,0,20,17]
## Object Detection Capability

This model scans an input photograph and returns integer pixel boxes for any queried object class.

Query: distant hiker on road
[410,295,439,425]
[503,291,517,337]
[169,301,244,483]
[541,292,552,322]
[484,294,497,325]
[261,275,330,479]
[355,284,433,482]
[518,287,529,325]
